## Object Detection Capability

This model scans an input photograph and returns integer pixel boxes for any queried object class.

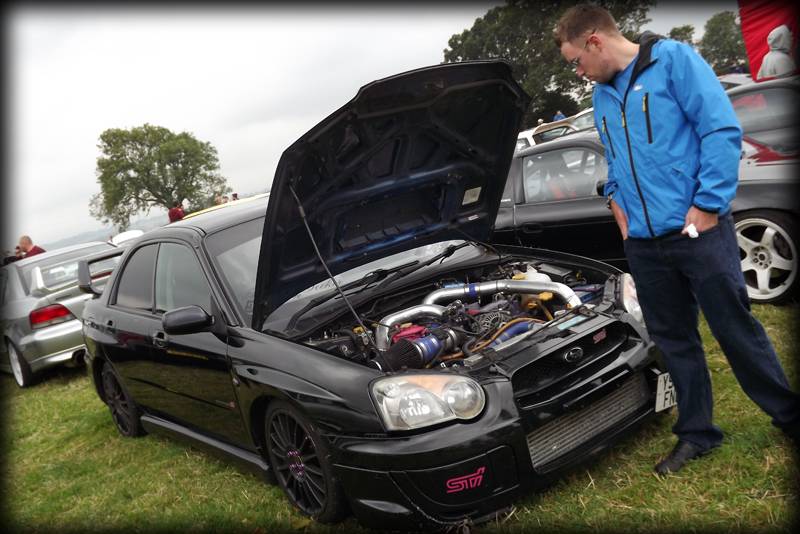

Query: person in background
[553,110,566,120]
[3,247,21,265]
[18,235,45,258]
[231,192,239,201]
[221,195,230,204]
[168,200,185,223]
[554,3,799,474]
[537,118,545,126]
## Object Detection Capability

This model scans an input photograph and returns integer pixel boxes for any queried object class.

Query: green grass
[3,304,798,532]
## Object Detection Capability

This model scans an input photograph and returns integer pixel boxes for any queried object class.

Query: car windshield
[17,243,114,294]
[204,216,483,330]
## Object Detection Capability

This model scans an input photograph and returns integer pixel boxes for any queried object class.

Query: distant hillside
[41,213,166,250]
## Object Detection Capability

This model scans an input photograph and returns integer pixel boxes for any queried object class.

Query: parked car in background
[1,241,121,387]
[494,76,800,304]
[530,108,596,145]
[516,108,597,153]
[516,127,536,152]
[80,61,671,530]
[718,72,753,90]
[109,229,144,246]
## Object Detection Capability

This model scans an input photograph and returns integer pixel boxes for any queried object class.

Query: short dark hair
[173,201,180,207]
[553,3,620,47]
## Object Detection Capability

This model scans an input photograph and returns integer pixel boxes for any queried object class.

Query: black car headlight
[371,374,486,431]
[619,273,643,323]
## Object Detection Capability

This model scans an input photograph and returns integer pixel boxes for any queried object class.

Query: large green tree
[697,11,749,74]
[443,0,655,128]
[668,24,695,45]
[90,124,229,228]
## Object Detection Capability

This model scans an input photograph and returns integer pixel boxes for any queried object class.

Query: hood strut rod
[287,184,379,354]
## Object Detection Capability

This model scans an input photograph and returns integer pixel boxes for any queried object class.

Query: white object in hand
[685,223,699,238]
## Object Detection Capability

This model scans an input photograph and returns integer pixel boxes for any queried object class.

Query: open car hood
[253,60,530,328]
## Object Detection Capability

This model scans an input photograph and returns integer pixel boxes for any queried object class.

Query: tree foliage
[90,124,229,228]
[443,0,655,128]
[668,24,695,45]
[697,11,749,74]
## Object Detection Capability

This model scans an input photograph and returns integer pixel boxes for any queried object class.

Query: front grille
[526,373,649,471]
[513,322,634,408]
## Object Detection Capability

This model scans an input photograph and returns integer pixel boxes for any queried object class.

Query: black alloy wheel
[101,363,145,437]
[265,401,347,523]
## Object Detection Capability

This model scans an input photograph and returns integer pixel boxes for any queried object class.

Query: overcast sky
[4,1,737,249]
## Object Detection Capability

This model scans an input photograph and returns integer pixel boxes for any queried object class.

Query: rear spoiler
[77,247,127,297]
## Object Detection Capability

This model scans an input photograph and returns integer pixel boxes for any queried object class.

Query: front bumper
[330,337,662,530]
[19,318,86,373]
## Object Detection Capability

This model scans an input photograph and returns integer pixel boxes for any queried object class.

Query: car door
[149,240,248,444]
[511,145,625,266]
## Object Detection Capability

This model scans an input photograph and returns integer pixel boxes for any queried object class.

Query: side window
[731,87,796,134]
[205,218,263,326]
[114,244,158,311]
[154,243,212,314]
[522,148,607,203]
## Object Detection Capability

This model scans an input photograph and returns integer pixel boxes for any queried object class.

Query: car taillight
[29,304,75,329]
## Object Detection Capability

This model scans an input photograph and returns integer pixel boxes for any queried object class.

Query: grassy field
[2,304,798,532]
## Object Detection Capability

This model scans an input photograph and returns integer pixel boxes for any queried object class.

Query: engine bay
[304,258,615,371]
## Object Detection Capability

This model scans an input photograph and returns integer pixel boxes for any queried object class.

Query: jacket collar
[594,31,665,101]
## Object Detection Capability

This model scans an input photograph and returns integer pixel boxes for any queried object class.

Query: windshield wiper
[373,241,474,291]
[286,260,419,330]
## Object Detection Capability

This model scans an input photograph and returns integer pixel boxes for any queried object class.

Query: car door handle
[521,223,543,234]
[151,331,169,348]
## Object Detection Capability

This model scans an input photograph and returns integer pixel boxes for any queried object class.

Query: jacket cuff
[692,203,719,214]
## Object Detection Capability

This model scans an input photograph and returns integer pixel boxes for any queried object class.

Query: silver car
[1,242,120,387]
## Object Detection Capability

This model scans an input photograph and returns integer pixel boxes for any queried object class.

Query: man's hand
[682,206,718,235]
[609,199,628,240]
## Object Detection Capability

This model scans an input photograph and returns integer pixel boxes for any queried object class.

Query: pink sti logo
[445,466,486,494]
[593,328,607,344]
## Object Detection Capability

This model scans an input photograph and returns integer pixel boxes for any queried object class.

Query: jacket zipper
[615,56,659,238]
[643,93,653,144]
[621,91,655,237]
[602,117,617,159]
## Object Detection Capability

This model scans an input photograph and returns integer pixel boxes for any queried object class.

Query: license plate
[655,372,677,412]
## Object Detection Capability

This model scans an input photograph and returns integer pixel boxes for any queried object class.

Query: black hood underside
[254,60,530,328]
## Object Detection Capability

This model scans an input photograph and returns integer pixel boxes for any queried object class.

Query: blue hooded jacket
[594,33,742,238]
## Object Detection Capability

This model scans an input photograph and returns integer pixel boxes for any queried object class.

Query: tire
[265,401,348,524]
[734,210,798,304]
[100,362,145,437]
[7,340,36,388]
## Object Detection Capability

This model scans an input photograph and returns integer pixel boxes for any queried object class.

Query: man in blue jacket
[554,4,799,474]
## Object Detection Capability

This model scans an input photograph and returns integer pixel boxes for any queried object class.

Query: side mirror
[596,180,607,196]
[163,305,214,336]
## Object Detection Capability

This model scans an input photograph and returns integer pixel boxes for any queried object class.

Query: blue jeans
[624,214,800,450]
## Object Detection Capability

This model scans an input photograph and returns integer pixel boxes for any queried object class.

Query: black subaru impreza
[80,60,673,530]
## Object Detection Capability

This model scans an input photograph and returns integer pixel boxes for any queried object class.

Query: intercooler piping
[375,304,446,351]
[423,280,582,308]
[375,280,581,351]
